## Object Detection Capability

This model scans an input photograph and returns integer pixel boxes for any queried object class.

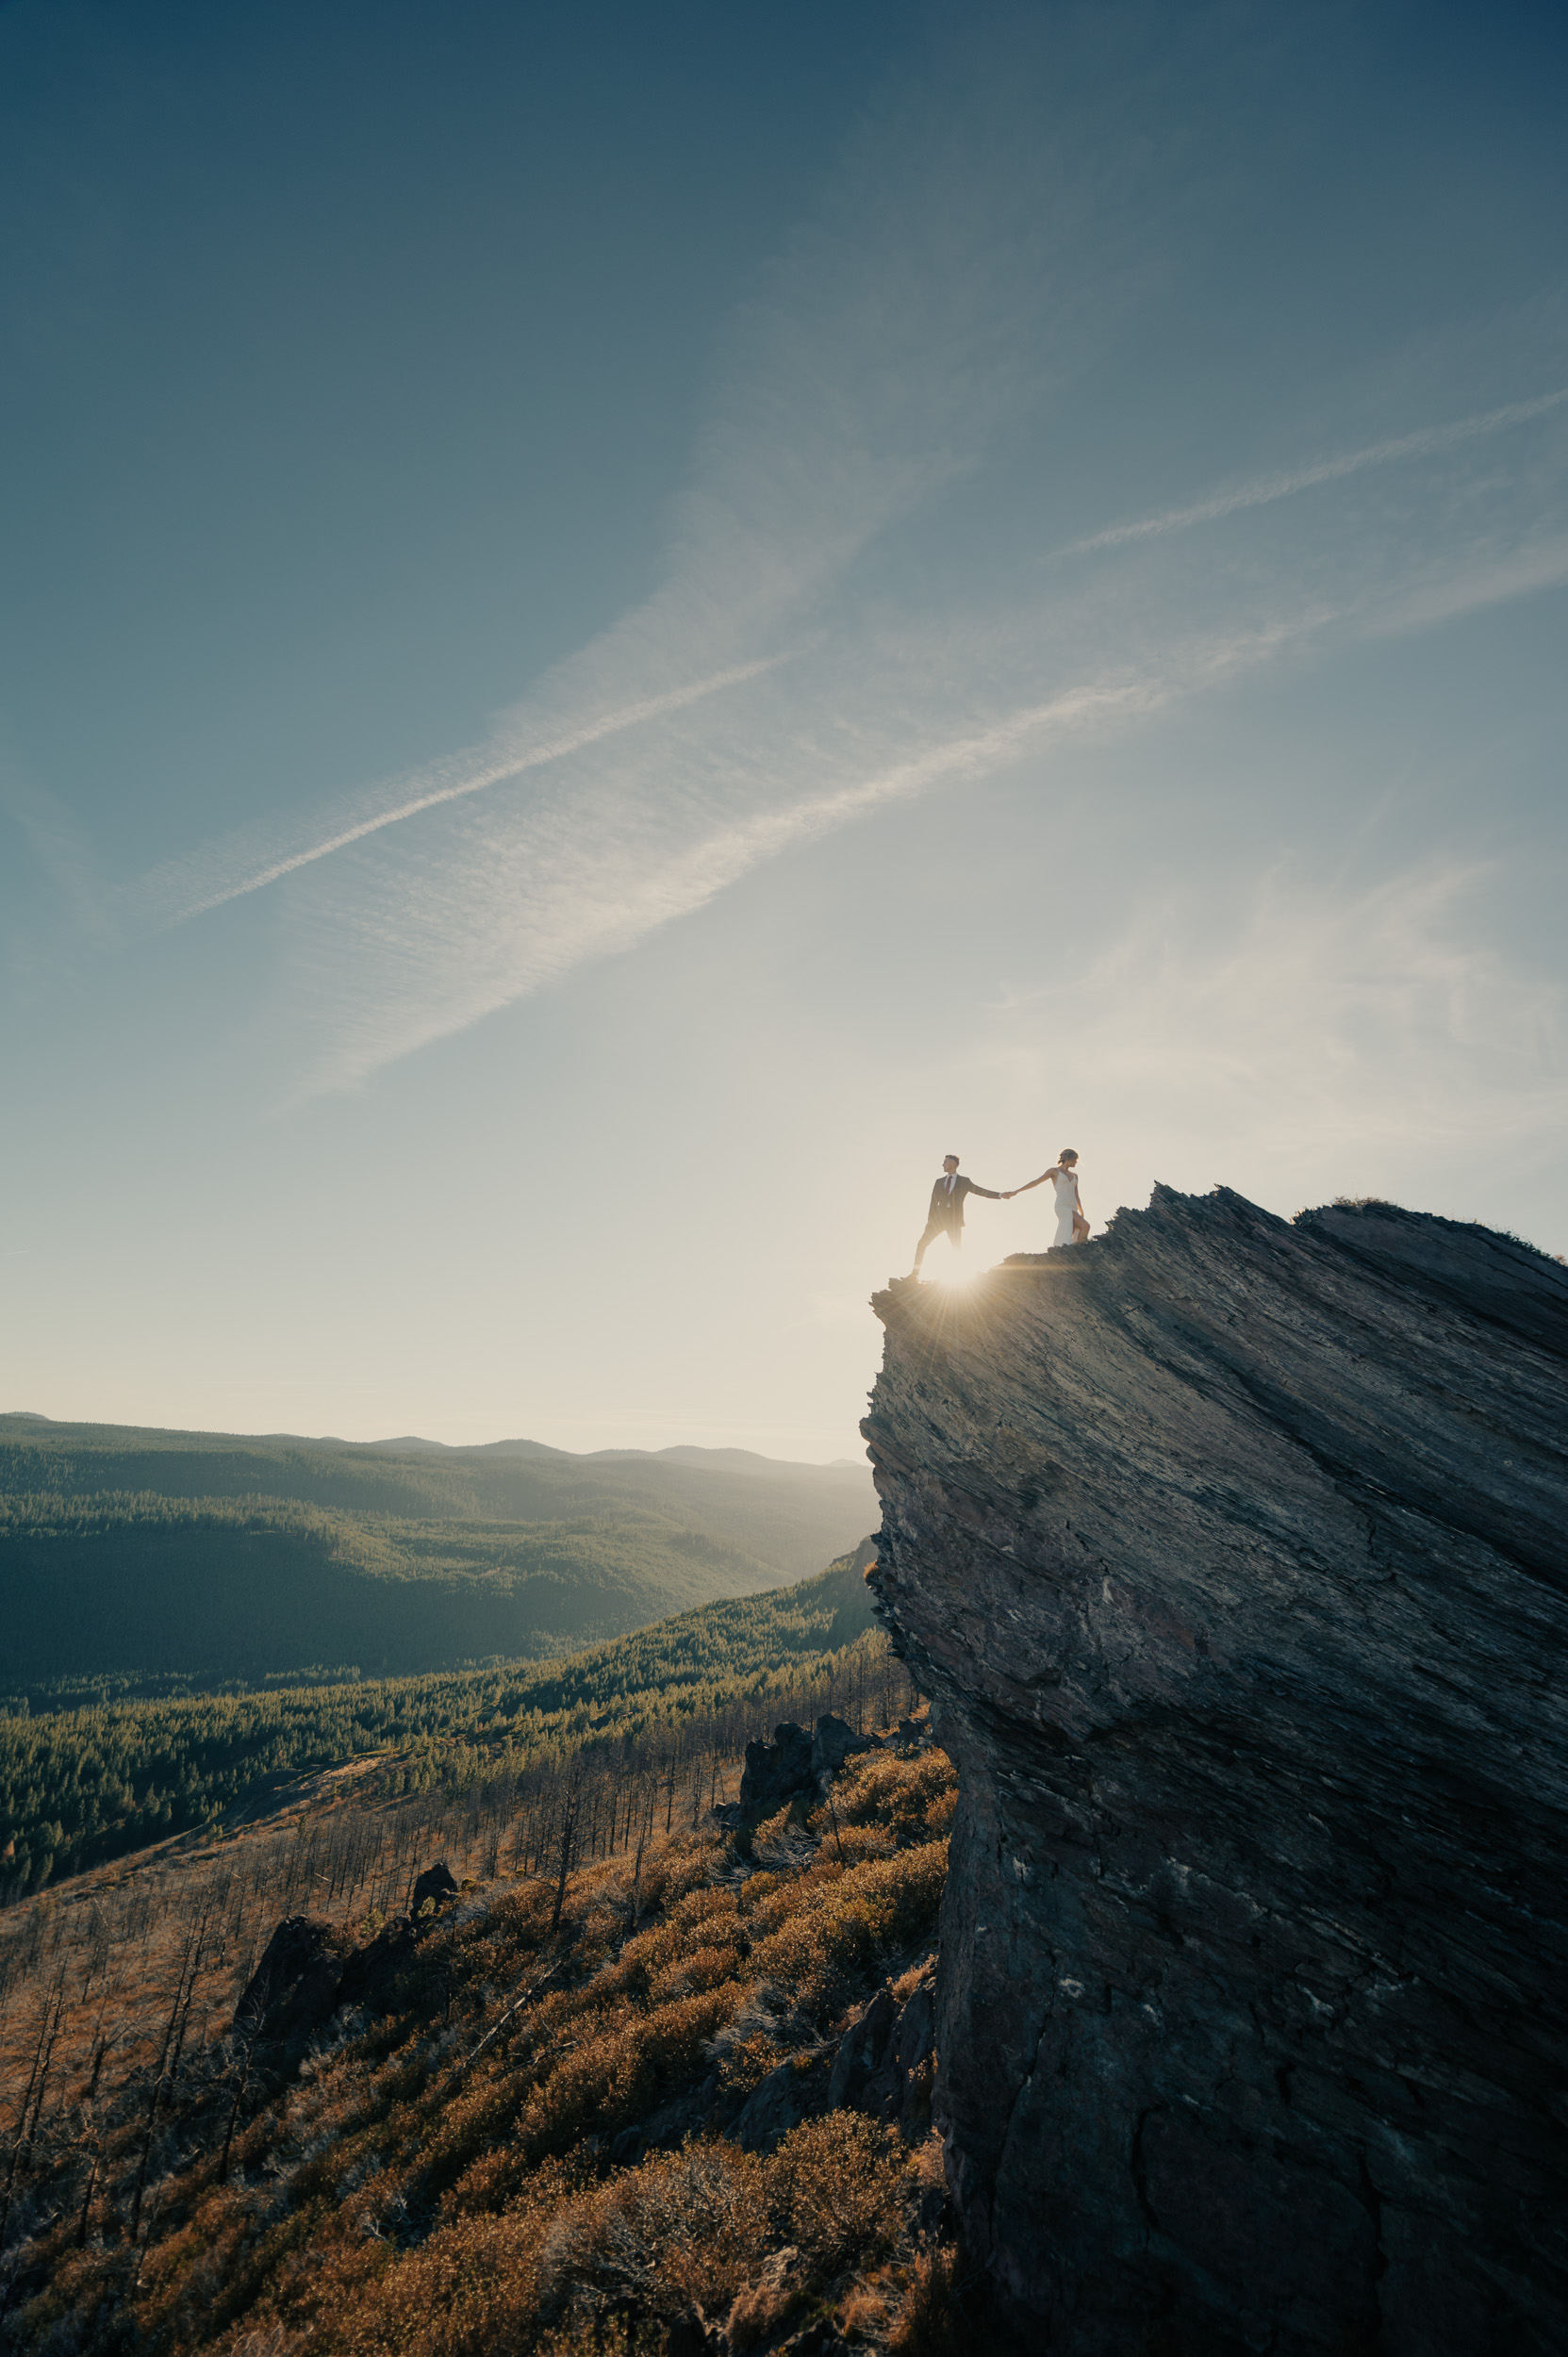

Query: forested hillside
[0,1415,875,1697]
[0,1549,877,1896]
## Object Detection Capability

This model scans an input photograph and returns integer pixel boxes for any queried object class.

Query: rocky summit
[864,1189,1568,2357]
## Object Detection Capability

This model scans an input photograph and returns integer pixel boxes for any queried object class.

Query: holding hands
[1002,1150,1087,1243]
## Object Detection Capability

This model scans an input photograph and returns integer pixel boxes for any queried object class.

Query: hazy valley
[0,1415,876,1705]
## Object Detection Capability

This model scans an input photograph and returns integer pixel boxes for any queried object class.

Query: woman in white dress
[1004,1147,1087,1244]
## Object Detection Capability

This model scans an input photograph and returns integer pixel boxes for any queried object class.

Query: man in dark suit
[910,1154,1002,1277]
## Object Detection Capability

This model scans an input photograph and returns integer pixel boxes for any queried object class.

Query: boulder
[235,1915,349,2046]
[732,2050,833,2152]
[410,1861,459,1925]
[665,2305,730,2357]
[810,1712,873,1778]
[738,1722,813,1812]
[827,1964,935,2139]
[335,1916,417,2014]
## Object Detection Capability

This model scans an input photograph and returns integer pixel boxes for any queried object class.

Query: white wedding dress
[1051,1169,1081,1246]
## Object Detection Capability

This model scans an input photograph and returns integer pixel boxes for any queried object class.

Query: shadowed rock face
[739,1722,814,1811]
[235,1915,351,2047]
[863,1189,1568,2357]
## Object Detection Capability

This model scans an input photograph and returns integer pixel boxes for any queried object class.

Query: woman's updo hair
[1058,1147,1078,1164]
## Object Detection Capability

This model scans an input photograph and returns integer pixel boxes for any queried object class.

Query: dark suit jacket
[925,1173,999,1230]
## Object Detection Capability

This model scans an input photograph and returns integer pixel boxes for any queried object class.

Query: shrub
[747,1842,949,2022]
[770,2113,907,2273]
[888,2239,966,2355]
[6,1731,958,2357]
[715,2030,787,2098]
[515,1985,742,2157]
[648,1937,742,2005]
[817,1750,958,1848]
[816,1820,897,1868]
[539,2141,772,2326]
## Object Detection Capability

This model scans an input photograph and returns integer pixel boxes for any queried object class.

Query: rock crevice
[863,1189,1568,2356]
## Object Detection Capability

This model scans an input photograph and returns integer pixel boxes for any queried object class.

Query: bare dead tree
[128,1923,202,2241]
[663,1737,680,1837]
[629,1774,658,1928]
[216,2017,259,2188]
[549,1760,586,1938]
[0,1971,65,2252]
[69,1971,118,2252]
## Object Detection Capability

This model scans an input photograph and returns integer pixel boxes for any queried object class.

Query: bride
[1005,1148,1087,1245]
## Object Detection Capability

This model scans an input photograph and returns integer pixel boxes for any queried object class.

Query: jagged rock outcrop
[736,1716,876,1817]
[237,1860,457,2055]
[811,1711,873,1779]
[334,1914,417,2012]
[732,2052,834,2152]
[728,1963,939,2153]
[739,1722,815,1811]
[863,1189,1568,2357]
[827,1961,937,2140]
[236,1914,353,2047]
[410,1859,459,1922]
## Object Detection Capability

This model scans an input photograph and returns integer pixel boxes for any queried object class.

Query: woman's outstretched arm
[1002,1165,1059,1199]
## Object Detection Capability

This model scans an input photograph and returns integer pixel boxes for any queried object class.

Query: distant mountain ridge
[2,1416,851,1478]
[0,1413,876,1700]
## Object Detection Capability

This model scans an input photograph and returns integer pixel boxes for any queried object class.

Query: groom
[910,1154,1003,1277]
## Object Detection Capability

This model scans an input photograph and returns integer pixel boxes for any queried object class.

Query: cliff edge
[864,1188,1568,2356]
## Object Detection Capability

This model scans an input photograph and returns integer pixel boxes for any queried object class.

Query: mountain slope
[0,1544,882,1892]
[0,1416,875,1697]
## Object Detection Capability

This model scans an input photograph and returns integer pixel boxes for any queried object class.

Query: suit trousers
[913,1216,962,1269]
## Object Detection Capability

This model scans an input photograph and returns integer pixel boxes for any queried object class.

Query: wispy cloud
[267,613,1336,1097]
[1058,386,1568,557]
[146,658,784,924]
[109,24,1568,1101]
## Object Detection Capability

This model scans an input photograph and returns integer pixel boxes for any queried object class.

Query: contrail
[1063,386,1568,557]
[173,655,784,920]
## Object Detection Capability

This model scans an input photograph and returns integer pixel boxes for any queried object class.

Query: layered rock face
[864,1190,1568,2356]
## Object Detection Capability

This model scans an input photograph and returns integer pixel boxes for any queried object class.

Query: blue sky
[3,1,1565,1457]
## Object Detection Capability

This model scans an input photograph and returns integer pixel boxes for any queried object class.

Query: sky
[2,0,1565,1459]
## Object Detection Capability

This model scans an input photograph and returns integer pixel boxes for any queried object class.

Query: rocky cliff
[863,1189,1568,2357]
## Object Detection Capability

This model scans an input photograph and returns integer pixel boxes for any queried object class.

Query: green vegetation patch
[0,1418,875,1696]
[0,1554,877,1894]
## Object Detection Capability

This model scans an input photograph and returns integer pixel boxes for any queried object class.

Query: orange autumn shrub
[538,2139,772,2328]
[810,1746,957,1848]
[769,2113,907,2272]
[745,1841,949,2021]
[514,1984,742,2156]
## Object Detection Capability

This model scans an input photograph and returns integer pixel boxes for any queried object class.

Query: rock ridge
[863,1187,1568,2356]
